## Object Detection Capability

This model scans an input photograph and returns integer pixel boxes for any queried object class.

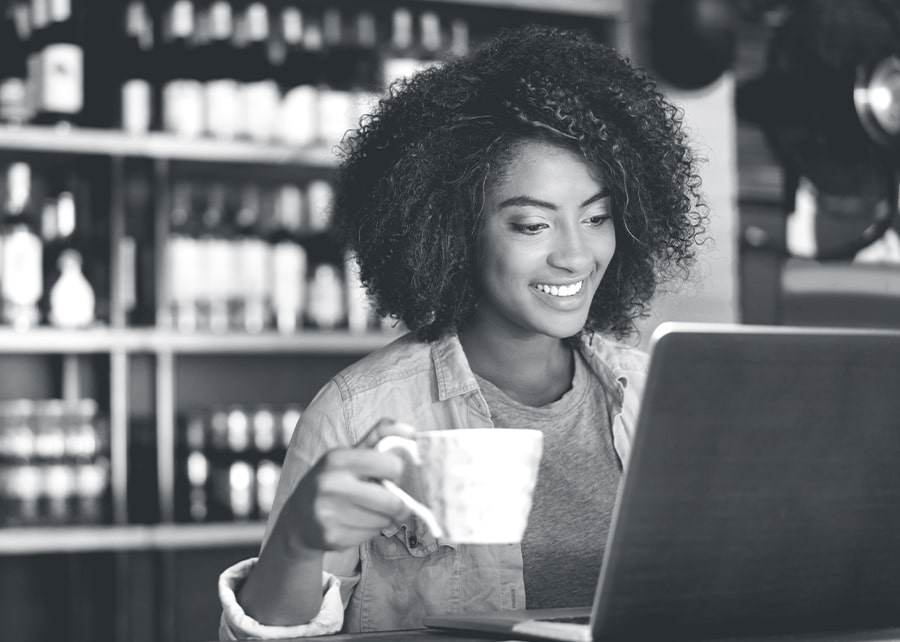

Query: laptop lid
[590,322,900,641]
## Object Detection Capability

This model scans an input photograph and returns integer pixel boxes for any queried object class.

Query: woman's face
[472,138,616,340]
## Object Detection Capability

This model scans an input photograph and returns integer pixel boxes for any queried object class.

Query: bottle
[382,7,418,89]
[306,179,333,232]
[233,1,279,142]
[347,9,382,128]
[255,459,279,519]
[40,175,79,321]
[345,251,374,334]
[232,183,269,334]
[316,6,356,147]
[180,411,209,522]
[383,7,446,89]
[269,183,307,334]
[279,404,303,449]
[0,8,29,124]
[275,4,320,146]
[74,457,108,524]
[165,179,200,332]
[27,0,85,126]
[199,0,239,139]
[48,249,95,329]
[161,0,204,137]
[121,1,155,134]
[448,16,470,59]
[1,162,43,330]
[198,181,232,334]
[306,263,345,330]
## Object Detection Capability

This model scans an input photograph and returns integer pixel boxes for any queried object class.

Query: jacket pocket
[372,517,455,559]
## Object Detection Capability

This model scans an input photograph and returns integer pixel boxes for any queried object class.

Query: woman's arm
[226,414,414,631]
[238,519,327,624]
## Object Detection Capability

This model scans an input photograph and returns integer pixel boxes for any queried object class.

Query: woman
[219,24,706,638]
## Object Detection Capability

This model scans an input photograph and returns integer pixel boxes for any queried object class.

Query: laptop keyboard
[534,615,591,625]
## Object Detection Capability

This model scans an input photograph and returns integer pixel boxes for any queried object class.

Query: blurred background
[0,1,897,641]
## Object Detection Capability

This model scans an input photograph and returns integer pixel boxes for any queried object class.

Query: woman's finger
[318,469,409,518]
[319,448,406,483]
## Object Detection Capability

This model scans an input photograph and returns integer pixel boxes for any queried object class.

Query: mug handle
[375,435,444,538]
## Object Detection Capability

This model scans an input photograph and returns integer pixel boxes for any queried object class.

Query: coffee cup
[376,428,543,544]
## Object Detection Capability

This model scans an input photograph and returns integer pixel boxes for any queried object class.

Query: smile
[533,280,584,297]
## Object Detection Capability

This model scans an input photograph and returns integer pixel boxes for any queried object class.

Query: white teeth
[535,281,583,297]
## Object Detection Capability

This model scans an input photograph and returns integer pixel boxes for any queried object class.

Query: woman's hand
[278,419,415,553]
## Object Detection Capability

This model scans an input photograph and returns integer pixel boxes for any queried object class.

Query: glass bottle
[48,248,95,329]
[161,0,204,138]
[0,6,29,124]
[199,181,232,334]
[27,0,85,126]
[269,183,307,334]
[165,179,200,332]
[233,1,279,142]
[275,3,320,146]
[306,263,344,330]
[1,162,43,330]
[121,0,156,134]
[232,182,269,334]
[200,0,240,139]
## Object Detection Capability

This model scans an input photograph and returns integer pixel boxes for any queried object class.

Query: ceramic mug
[376,428,543,544]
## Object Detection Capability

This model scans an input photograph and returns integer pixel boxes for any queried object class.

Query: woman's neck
[458,325,575,407]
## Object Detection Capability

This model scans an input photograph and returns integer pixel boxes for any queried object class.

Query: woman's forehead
[488,138,607,194]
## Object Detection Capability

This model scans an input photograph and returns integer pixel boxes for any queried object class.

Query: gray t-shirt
[474,350,621,609]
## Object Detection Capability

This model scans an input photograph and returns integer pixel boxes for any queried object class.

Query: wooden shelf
[420,0,623,17]
[0,522,265,555]
[0,327,398,354]
[0,125,339,167]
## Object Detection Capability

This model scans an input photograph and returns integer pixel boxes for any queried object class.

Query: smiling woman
[218,24,708,639]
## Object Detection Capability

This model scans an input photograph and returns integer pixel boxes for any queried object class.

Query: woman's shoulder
[330,331,437,399]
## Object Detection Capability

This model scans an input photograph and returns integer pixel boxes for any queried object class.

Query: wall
[635,73,740,350]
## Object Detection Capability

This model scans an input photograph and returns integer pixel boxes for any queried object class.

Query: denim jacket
[219,330,647,639]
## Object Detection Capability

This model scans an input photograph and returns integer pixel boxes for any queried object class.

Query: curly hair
[334,24,707,342]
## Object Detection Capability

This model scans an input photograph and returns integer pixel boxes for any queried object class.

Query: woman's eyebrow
[497,195,557,210]
[497,189,610,211]
[580,188,611,207]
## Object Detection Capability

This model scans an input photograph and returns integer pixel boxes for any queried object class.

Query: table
[198,627,900,642]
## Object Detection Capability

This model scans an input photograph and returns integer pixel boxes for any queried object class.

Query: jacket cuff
[218,557,343,639]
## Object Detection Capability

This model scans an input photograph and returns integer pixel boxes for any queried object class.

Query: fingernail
[392,422,416,435]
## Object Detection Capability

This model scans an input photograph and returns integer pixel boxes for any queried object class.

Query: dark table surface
[194,626,900,642]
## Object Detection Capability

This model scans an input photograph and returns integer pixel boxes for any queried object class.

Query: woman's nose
[547,226,593,272]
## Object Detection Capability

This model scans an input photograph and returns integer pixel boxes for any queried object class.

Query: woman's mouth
[532,280,584,297]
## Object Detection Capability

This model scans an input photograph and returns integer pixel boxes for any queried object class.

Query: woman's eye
[512,222,548,234]
[586,214,611,228]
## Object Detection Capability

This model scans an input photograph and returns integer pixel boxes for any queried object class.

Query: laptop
[424,322,900,642]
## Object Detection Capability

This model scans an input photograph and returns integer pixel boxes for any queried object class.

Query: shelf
[0,125,339,167]
[149,328,400,354]
[0,327,398,354]
[782,259,900,297]
[421,0,623,17]
[0,522,265,554]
